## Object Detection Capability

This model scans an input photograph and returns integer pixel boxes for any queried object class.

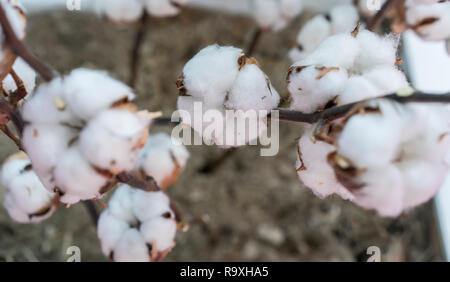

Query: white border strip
[403,31,450,261]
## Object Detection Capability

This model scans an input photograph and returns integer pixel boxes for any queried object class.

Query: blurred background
[0,0,447,262]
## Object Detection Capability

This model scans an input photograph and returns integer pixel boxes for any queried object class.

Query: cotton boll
[329,4,360,34]
[97,185,177,262]
[100,0,143,23]
[400,160,448,210]
[141,216,177,252]
[1,0,26,41]
[1,153,57,224]
[63,68,135,120]
[2,58,36,96]
[145,0,185,17]
[252,0,282,31]
[352,165,404,217]
[97,211,129,256]
[79,109,150,173]
[53,147,109,204]
[138,133,190,189]
[337,103,405,168]
[296,127,354,200]
[181,45,242,102]
[23,124,78,190]
[132,190,173,222]
[406,2,450,41]
[113,229,150,262]
[288,65,348,113]
[225,64,280,112]
[300,33,359,69]
[22,77,79,125]
[353,30,399,73]
[289,15,332,62]
[279,0,303,20]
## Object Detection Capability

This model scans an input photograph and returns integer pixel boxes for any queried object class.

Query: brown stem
[0,4,55,82]
[9,69,28,106]
[367,0,402,31]
[116,171,161,192]
[271,92,450,124]
[82,201,99,227]
[129,13,149,88]
[246,28,263,57]
[0,124,21,149]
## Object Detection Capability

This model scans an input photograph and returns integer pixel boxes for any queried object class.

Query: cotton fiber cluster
[97,185,177,262]
[406,0,450,53]
[97,0,187,23]
[289,4,360,62]
[22,69,153,204]
[137,133,189,190]
[177,45,280,147]
[1,152,58,223]
[0,0,26,82]
[298,99,450,217]
[288,28,407,113]
[252,0,304,32]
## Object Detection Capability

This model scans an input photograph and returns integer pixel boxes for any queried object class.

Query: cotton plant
[2,58,36,100]
[289,4,360,62]
[252,0,304,32]
[177,45,280,147]
[1,152,58,223]
[97,0,188,23]
[287,26,407,113]
[297,99,450,217]
[22,68,155,204]
[97,184,177,262]
[405,0,450,54]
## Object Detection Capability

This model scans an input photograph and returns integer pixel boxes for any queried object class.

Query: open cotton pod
[177,45,280,147]
[1,152,58,224]
[289,4,359,62]
[304,99,450,217]
[97,185,177,262]
[0,0,26,82]
[22,68,153,204]
[252,0,303,32]
[97,0,187,23]
[137,133,189,190]
[406,1,450,42]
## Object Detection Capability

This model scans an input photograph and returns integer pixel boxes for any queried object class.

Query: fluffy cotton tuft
[406,1,450,42]
[252,0,303,32]
[22,68,152,204]
[1,152,58,223]
[97,0,187,23]
[97,185,177,262]
[177,45,280,147]
[138,133,189,189]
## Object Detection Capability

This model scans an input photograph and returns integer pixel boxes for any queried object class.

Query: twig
[116,171,161,192]
[367,0,402,31]
[271,92,450,124]
[82,201,99,227]
[0,4,55,82]
[8,69,28,106]
[246,28,263,56]
[129,13,149,88]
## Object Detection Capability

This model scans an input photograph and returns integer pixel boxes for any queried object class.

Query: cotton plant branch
[116,171,161,192]
[0,4,55,82]
[246,28,263,56]
[129,13,149,88]
[270,92,450,124]
[367,0,403,31]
